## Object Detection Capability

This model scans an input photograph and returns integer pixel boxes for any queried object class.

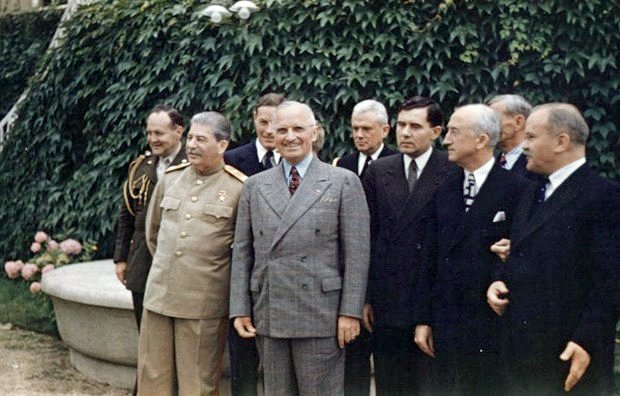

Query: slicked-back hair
[149,104,184,128]
[454,104,501,148]
[255,93,286,111]
[399,96,443,127]
[190,111,231,142]
[352,99,389,125]
[487,94,532,118]
[533,103,589,146]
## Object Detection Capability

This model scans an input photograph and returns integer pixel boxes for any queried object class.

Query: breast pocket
[161,196,181,211]
[203,204,233,223]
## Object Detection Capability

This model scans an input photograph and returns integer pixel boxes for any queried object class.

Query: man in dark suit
[114,104,186,329]
[363,96,458,395]
[230,101,370,395]
[487,103,620,395]
[335,99,397,176]
[223,92,284,396]
[488,94,540,180]
[334,99,396,396]
[225,92,285,176]
[414,104,529,395]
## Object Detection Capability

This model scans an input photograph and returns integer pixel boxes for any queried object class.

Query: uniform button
[196,180,203,185]
[191,196,198,202]
[185,214,192,220]
[180,232,187,238]
[175,250,182,257]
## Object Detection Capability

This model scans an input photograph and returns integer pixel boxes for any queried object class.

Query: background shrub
[0,7,62,117]
[0,0,618,263]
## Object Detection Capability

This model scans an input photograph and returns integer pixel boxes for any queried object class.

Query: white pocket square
[492,211,506,223]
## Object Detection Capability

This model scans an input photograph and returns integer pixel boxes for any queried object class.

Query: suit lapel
[514,164,588,246]
[382,154,410,216]
[257,166,290,220]
[270,159,331,249]
[392,151,451,238]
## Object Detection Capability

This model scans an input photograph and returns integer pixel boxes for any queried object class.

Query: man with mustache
[138,111,246,395]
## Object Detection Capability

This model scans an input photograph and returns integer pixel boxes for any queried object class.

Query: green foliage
[0,7,62,117]
[0,276,57,335]
[0,0,618,262]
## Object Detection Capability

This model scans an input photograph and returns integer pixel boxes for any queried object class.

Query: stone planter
[41,260,137,389]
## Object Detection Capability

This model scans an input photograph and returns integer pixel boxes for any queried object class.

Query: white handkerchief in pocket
[492,211,506,223]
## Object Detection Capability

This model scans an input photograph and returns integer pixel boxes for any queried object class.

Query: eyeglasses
[275,124,316,135]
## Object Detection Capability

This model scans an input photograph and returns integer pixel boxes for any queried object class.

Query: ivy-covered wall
[0,7,62,117]
[0,0,618,261]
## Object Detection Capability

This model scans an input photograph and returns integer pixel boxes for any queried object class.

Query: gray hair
[276,100,317,125]
[487,94,532,118]
[190,111,231,141]
[456,104,501,147]
[352,99,389,125]
[532,103,589,146]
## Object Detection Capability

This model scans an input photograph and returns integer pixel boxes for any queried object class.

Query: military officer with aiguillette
[114,104,187,330]
[138,111,246,395]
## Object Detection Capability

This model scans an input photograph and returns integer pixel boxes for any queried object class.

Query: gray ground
[0,324,130,396]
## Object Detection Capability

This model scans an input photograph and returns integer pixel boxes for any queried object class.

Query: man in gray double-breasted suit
[230,101,370,395]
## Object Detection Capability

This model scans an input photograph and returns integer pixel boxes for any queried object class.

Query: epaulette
[166,162,191,173]
[331,157,340,166]
[224,165,248,182]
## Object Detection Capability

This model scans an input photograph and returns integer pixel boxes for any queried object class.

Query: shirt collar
[547,157,586,196]
[504,144,523,170]
[357,143,386,175]
[464,157,495,190]
[403,146,433,178]
[255,139,281,165]
[282,153,314,180]
[161,142,182,165]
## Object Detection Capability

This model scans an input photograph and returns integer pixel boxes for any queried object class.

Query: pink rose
[14,260,24,271]
[34,231,48,243]
[30,242,41,253]
[29,282,42,293]
[4,261,19,279]
[21,263,38,281]
[59,239,82,256]
[41,264,55,274]
[47,239,59,252]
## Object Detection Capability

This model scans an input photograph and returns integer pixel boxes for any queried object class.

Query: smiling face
[146,111,183,157]
[395,107,441,157]
[253,105,277,150]
[274,104,317,165]
[351,111,389,155]
[185,123,228,174]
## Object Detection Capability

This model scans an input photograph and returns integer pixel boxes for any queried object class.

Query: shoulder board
[224,165,248,182]
[331,157,340,166]
[165,162,191,173]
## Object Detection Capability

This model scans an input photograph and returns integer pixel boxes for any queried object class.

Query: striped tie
[464,173,476,212]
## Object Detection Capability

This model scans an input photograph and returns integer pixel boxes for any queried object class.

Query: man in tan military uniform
[114,104,186,330]
[138,111,246,396]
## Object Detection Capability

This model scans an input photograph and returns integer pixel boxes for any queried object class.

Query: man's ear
[476,133,490,150]
[218,139,229,154]
[430,125,442,140]
[381,124,390,139]
[554,132,571,153]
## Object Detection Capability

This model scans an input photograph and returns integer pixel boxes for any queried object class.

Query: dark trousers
[131,291,145,396]
[433,351,501,396]
[229,322,260,396]
[344,326,372,396]
[373,325,433,396]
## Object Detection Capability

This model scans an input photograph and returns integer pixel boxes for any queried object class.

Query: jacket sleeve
[414,192,438,325]
[113,180,135,263]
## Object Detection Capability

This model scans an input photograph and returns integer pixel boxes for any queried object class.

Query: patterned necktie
[262,150,274,169]
[464,173,477,212]
[499,153,507,168]
[289,166,301,195]
[360,155,372,178]
[407,159,418,193]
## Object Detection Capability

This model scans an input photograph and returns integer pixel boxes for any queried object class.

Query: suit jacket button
[180,232,187,238]
[259,230,263,236]
[301,284,308,289]
[416,243,422,250]
[300,256,307,262]
[315,229,320,234]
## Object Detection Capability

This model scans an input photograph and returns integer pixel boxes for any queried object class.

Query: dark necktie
[407,159,418,193]
[499,153,507,168]
[289,166,301,195]
[360,155,372,178]
[530,177,549,218]
[262,150,274,169]
[464,173,476,212]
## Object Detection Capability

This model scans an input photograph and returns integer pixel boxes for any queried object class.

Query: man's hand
[233,316,256,338]
[362,303,375,333]
[115,262,128,284]
[490,238,511,262]
[337,315,360,349]
[487,281,510,316]
[414,325,435,358]
[560,341,591,392]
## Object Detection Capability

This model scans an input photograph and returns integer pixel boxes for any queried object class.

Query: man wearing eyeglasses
[230,101,370,395]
